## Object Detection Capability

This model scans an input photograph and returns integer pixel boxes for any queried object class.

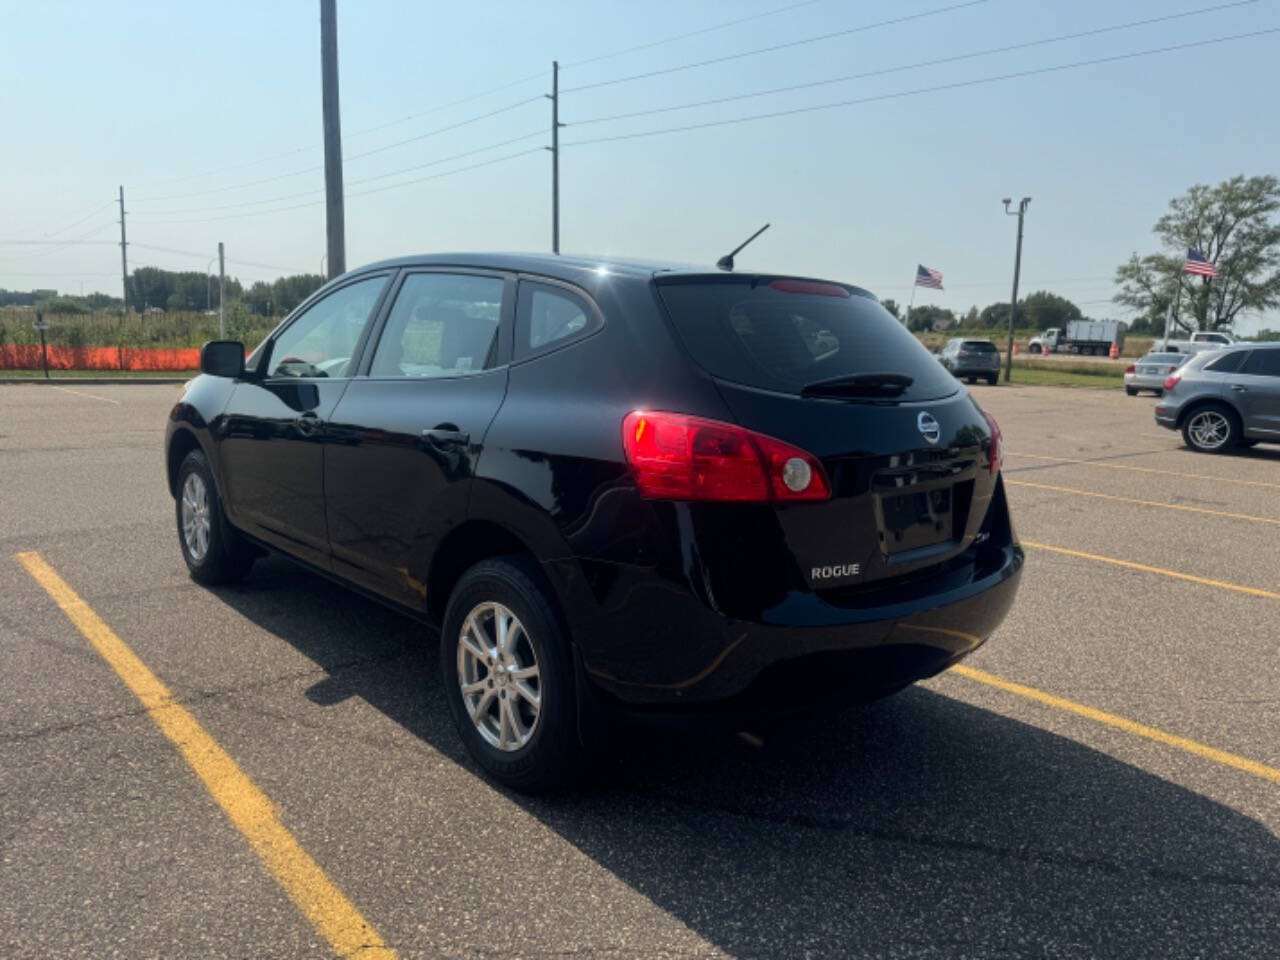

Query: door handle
[1231,384,1247,392]
[295,411,322,435]
[422,427,470,446]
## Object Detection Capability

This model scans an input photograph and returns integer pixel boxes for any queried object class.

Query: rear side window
[1241,349,1280,377]
[656,278,957,401]
[515,281,599,359]
[1205,350,1248,373]
[368,273,502,378]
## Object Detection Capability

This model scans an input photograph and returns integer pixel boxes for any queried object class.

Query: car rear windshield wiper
[799,372,913,399]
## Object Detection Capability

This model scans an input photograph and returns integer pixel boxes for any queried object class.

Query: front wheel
[1181,405,1239,453]
[441,557,578,792]
[175,449,256,584]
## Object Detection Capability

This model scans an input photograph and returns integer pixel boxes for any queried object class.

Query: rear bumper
[951,365,1000,377]
[559,537,1023,710]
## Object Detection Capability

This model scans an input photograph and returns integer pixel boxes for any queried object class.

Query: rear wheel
[986,375,998,385]
[965,376,976,384]
[441,557,577,792]
[1181,405,1239,453]
[1125,387,1137,397]
[175,449,256,584]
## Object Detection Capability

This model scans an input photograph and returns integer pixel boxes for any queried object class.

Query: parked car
[165,253,1022,790]
[1153,330,1237,354]
[1155,343,1280,452]
[1027,319,1126,356]
[938,337,1000,384]
[1124,352,1187,396]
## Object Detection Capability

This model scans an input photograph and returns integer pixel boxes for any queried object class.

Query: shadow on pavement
[213,556,1280,959]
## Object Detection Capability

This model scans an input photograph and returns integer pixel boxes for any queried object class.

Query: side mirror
[200,340,246,378]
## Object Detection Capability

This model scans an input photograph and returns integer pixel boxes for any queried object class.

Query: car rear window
[961,341,998,352]
[655,277,958,401]
[1143,353,1184,364]
[1204,350,1247,373]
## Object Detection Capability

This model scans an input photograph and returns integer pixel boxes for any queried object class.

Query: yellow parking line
[1008,451,1280,492]
[950,665,1280,787]
[1022,540,1280,600]
[1005,479,1280,526]
[15,551,397,960]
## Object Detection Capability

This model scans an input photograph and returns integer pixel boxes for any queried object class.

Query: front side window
[516,282,597,358]
[368,273,503,378]
[267,275,387,378]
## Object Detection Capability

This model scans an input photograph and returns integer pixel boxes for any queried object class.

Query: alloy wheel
[180,472,211,562]
[1187,410,1230,450]
[457,602,541,752]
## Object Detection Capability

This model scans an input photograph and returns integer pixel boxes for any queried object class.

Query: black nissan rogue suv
[165,253,1023,790]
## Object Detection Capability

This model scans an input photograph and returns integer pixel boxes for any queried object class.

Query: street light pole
[320,0,345,279]
[1002,197,1030,383]
[206,256,217,311]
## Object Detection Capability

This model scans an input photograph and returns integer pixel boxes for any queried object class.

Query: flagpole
[906,270,918,327]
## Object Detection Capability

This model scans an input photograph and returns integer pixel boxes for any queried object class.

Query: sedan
[1124,352,1187,396]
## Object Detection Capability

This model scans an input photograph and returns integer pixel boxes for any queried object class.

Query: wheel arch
[427,519,556,625]
[1175,396,1242,430]
[166,426,204,497]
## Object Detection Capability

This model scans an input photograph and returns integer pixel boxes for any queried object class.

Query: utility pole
[320,0,345,279]
[117,185,129,313]
[1001,197,1030,383]
[218,242,226,339]
[548,60,561,254]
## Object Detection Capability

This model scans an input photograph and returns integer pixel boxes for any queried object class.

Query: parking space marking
[15,551,398,960]
[1005,479,1280,526]
[1008,451,1280,491]
[1022,540,1279,600]
[951,665,1280,787]
[50,385,121,405]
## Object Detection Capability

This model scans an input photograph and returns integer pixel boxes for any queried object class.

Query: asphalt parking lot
[2,381,1278,959]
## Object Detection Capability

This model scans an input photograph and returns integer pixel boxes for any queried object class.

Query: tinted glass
[1240,349,1280,377]
[516,283,596,357]
[369,273,502,378]
[657,278,957,401]
[268,275,387,378]
[1143,353,1186,365]
[961,341,998,353]
[1204,350,1248,374]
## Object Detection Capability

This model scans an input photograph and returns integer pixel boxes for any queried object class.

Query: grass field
[1005,357,1124,389]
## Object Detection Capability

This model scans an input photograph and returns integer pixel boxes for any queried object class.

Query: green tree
[1020,290,1082,331]
[906,305,955,332]
[980,302,1022,329]
[962,305,981,328]
[1114,175,1280,332]
[880,298,900,319]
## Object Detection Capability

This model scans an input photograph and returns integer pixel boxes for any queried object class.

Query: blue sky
[2,0,1276,332]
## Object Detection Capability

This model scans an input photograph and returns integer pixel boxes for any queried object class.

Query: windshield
[656,277,958,402]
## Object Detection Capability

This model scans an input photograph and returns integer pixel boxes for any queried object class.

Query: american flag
[1183,248,1219,279]
[915,264,943,290]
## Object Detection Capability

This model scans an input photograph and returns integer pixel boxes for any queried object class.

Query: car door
[1233,348,1280,437]
[323,269,513,607]
[216,273,391,568]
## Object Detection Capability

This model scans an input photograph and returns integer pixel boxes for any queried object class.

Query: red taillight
[982,410,1003,476]
[1125,364,1136,374]
[768,279,850,298]
[1164,374,1181,392]
[621,411,830,503]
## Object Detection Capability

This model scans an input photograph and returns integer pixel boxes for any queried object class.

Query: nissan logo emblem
[918,412,941,444]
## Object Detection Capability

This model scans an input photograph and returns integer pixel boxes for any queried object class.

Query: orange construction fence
[0,344,200,371]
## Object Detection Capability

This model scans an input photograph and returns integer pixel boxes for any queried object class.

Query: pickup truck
[1028,320,1127,356]
[1152,330,1236,354]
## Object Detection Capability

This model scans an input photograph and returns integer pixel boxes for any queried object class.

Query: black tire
[987,375,998,385]
[175,449,256,584]
[965,376,976,384]
[1125,387,1138,397]
[1030,344,1042,355]
[1239,439,1260,449]
[441,557,578,793]
[1180,403,1240,454]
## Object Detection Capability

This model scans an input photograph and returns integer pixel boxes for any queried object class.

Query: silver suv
[1154,343,1280,452]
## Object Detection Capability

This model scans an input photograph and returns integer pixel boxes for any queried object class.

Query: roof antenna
[716,223,770,272]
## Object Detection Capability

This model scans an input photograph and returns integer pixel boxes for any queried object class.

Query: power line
[562,0,827,68]
[40,200,117,239]
[129,243,308,275]
[135,96,542,204]
[560,0,989,94]
[562,27,1280,148]
[132,131,547,220]
[571,1,1258,128]
[126,148,544,226]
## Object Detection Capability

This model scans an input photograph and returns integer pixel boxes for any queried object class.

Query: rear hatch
[958,340,1000,368]
[655,275,1001,593]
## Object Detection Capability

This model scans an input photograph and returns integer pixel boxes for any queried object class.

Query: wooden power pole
[320,0,345,279]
